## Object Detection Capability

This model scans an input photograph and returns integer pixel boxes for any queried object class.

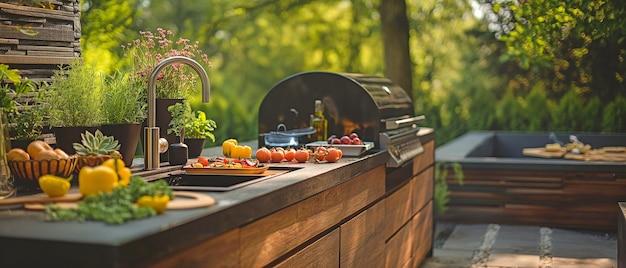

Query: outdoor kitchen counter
[0,127,435,267]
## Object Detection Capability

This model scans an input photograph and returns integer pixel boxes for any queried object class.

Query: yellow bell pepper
[101,158,131,186]
[38,175,72,198]
[136,195,170,213]
[222,138,238,157]
[79,165,118,196]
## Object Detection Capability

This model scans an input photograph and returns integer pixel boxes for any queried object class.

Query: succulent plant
[73,130,121,156]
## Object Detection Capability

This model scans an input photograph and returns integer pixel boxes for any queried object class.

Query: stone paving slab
[420,223,617,268]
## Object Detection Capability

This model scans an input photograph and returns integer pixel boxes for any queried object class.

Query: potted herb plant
[185,110,217,157]
[166,101,192,165]
[99,71,147,167]
[1,65,41,150]
[41,60,103,154]
[1,64,36,198]
[122,28,212,161]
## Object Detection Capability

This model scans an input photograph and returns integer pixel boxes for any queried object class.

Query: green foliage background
[79,0,625,147]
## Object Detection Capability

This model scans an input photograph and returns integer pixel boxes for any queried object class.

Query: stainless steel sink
[164,166,299,191]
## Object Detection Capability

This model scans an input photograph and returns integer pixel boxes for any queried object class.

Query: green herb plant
[0,64,36,114]
[42,60,103,127]
[101,71,147,125]
[44,177,173,224]
[186,110,217,142]
[167,101,193,141]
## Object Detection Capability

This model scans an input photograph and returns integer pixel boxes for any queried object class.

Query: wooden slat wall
[438,168,626,231]
[0,1,80,83]
[0,0,80,140]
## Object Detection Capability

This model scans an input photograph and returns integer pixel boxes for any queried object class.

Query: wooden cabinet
[274,229,340,268]
[148,139,434,268]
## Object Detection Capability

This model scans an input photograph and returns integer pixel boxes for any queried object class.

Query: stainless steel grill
[258,71,425,167]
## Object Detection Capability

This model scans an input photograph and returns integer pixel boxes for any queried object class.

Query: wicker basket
[8,155,78,188]
[75,155,114,172]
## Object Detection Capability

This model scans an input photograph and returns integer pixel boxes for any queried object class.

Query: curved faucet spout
[144,56,211,170]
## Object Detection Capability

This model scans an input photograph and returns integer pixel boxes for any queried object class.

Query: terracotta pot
[101,123,141,167]
[185,138,206,158]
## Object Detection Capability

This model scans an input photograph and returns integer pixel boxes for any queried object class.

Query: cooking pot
[259,124,316,147]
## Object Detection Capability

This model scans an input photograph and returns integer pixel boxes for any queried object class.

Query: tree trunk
[378,0,413,100]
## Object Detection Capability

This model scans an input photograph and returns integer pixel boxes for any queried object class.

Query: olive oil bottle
[310,99,328,141]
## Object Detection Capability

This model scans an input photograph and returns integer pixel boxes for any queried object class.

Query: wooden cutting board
[564,152,626,162]
[0,191,215,210]
[522,147,566,158]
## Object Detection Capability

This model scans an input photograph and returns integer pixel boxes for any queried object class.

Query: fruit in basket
[34,150,60,160]
[26,140,53,159]
[7,148,30,161]
[54,148,69,158]
[38,174,72,198]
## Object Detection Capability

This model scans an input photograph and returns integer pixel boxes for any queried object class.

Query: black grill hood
[258,71,415,147]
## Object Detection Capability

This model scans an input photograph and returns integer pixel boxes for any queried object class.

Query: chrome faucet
[144,56,211,170]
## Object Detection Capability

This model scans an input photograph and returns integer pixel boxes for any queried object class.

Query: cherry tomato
[294,149,310,163]
[336,148,343,159]
[325,148,341,163]
[270,149,285,162]
[284,148,296,162]
[255,147,271,163]
[197,157,209,167]
[314,147,328,161]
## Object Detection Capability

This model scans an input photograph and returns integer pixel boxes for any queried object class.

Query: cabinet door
[149,229,240,268]
[340,201,385,268]
[385,221,413,268]
[274,229,340,268]
[412,201,433,266]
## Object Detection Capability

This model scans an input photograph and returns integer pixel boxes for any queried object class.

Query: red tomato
[314,147,328,161]
[255,147,271,163]
[270,150,285,162]
[197,157,209,167]
[284,148,296,162]
[325,148,341,163]
[294,149,310,163]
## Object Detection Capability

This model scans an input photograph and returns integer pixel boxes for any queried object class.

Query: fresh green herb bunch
[0,64,36,114]
[44,177,173,224]
[186,110,217,141]
[167,101,193,140]
[73,130,121,156]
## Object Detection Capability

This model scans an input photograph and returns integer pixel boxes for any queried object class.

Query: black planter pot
[185,138,206,158]
[100,123,141,167]
[168,141,188,166]
[52,126,100,155]
[141,98,183,163]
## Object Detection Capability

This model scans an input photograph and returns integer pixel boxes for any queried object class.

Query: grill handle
[385,115,425,130]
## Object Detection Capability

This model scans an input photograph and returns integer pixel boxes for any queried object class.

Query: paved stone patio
[421,223,617,268]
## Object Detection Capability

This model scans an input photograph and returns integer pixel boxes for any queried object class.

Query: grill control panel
[380,127,424,167]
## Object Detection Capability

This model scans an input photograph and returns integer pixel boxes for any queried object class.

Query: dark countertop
[1,154,386,267]
[436,131,626,173]
[0,128,435,267]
